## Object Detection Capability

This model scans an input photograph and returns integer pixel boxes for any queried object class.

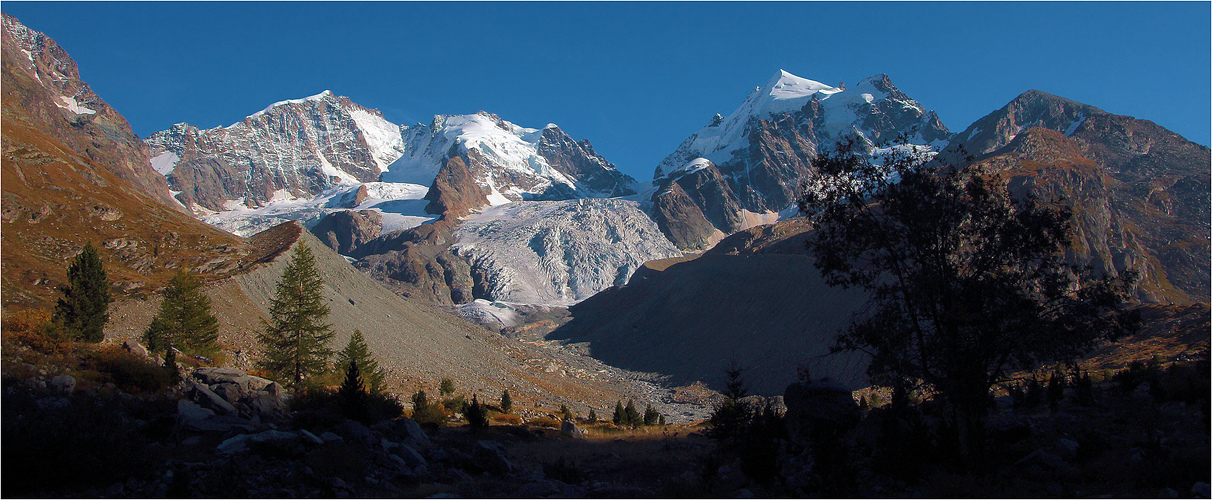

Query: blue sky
[4,2,1209,182]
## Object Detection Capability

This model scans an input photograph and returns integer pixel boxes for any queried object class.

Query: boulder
[218,430,304,457]
[121,340,150,357]
[371,418,431,448]
[783,379,860,445]
[332,419,376,445]
[184,414,259,434]
[49,374,76,394]
[560,420,585,439]
[386,442,427,468]
[188,380,237,415]
[213,382,243,404]
[177,399,215,422]
[474,440,514,475]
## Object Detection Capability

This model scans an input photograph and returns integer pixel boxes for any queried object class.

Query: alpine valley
[2,11,1209,499]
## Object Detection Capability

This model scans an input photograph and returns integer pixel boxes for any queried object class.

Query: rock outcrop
[310,209,383,255]
[1,14,246,308]
[949,90,1210,303]
[1,13,182,211]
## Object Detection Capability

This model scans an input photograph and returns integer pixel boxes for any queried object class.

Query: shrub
[3,309,71,355]
[81,345,170,393]
[291,383,401,427]
[529,416,562,428]
[439,377,455,396]
[559,404,574,421]
[411,390,447,426]
[442,394,467,414]
[491,413,523,425]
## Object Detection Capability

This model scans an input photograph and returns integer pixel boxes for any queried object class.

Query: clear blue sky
[5,2,1209,182]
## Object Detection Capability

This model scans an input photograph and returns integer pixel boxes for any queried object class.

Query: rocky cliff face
[950,90,1210,303]
[1,14,246,308]
[310,209,382,255]
[652,70,950,249]
[1,13,181,212]
[145,91,407,213]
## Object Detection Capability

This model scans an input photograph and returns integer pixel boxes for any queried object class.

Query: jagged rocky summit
[651,70,951,249]
[945,89,1210,303]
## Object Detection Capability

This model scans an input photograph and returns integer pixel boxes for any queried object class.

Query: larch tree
[143,270,219,357]
[54,243,111,342]
[256,243,335,387]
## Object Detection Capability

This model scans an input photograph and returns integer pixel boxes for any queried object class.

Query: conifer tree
[500,389,513,414]
[643,404,659,426]
[439,377,455,396]
[54,243,111,342]
[560,404,574,421]
[256,243,335,386]
[337,329,387,394]
[339,357,368,422]
[143,270,219,356]
[624,399,641,426]
[587,408,597,423]
[613,400,624,425]
[466,394,487,429]
[164,346,181,384]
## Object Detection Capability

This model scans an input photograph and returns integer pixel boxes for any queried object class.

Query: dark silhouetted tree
[143,270,219,357]
[643,404,660,426]
[337,329,387,394]
[256,243,335,386]
[54,243,111,342]
[587,408,598,423]
[623,399,641,426]
[799,138,1136,468]
[500,389,513,414]
[339,357,368,422]
[612,400,624,425]
[466,394,487,429]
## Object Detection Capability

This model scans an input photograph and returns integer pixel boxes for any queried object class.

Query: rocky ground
[2,326,1208,498]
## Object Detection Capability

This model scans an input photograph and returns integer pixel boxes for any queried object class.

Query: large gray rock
[49,374,75,394]
[184,414,259,434]
[561,420,585,439]
[177,399,215,422]
[474,440,514,475]
[371,418,431,448]
[783,379,860,445]
[332,420,376,445]
[188,380,237,415]
[217,430,305,456]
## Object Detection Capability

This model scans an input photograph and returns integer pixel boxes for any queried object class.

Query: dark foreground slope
[550,219,869,396]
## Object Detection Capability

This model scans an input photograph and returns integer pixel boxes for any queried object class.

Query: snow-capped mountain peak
[246,89,335,122]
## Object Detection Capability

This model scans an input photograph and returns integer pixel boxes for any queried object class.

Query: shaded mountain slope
[550,218,869,396]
